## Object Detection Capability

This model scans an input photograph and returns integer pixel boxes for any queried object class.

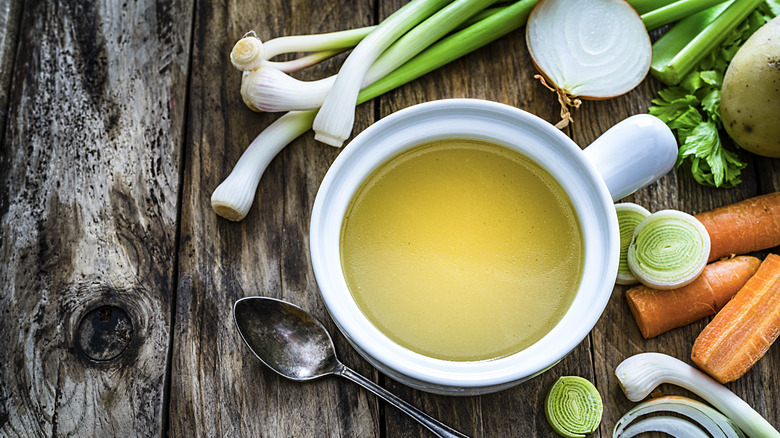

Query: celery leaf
[679,122,745,188]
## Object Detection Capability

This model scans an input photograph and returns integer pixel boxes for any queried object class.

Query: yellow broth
[340,139,583,361]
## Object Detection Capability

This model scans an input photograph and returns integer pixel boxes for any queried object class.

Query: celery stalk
[627,0,676,15]
[359,0,536,103]
[642,0,730,30]
[651,0,764,85]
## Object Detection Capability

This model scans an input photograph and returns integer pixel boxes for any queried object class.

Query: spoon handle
[338,365,470,438]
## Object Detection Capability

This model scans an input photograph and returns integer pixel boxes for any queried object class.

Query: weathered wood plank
[0,0,22,143]
[0,0,192,435]
[170,0,379,436]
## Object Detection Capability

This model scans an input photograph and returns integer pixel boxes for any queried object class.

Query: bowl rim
[310,98,619,389]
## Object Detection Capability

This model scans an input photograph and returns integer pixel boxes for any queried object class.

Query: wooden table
[1,0,778,436]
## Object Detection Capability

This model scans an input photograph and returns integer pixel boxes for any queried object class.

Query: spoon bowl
[233,296,469,438]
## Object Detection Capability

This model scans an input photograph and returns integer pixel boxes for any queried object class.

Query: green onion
[616,353,780,438]
[545,376,602,438]
[615,203,651,285]
[651,0,764,85]
[641,0,733,31]
[313,0,452,147]
[627,210,711,290]
[241,0,497,113]
[212,0,538,220]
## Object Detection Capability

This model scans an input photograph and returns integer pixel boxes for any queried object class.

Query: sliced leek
[627,210,710,290]
[545,376,602,438]
[614,396,746,438]
[615,203,651,285]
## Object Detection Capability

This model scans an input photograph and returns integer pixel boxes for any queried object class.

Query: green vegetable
[615,203,651,285]
[614,395,746,438]
[648,1,779,187]
[627,0,677,15]
[616,353,780,438]
[213,1,538,220]
[545,376,602,438]
[627,210,711,290]
[641,0,733,31]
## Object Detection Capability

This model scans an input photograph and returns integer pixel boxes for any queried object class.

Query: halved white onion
[525,0,651,128]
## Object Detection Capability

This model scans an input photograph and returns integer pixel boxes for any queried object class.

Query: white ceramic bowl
[310,99,676,395]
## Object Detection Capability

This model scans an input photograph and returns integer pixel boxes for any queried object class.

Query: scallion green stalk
[241,0,497,112]
[642,0,731,30]
[313,0,452,147]
[651,0,763,85]
[212,0,537,220]
[627,0,677,15]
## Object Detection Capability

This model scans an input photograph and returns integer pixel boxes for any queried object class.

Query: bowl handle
[582,114,677,201]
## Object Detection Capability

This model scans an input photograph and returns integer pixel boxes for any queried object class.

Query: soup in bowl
[310,99,676,394]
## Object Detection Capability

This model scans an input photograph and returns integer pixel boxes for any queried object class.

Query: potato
[721,16,780,158]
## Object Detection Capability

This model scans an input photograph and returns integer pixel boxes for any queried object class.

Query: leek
[212,0,538,220]
[313,0,452,147]
[626,210,710,290]
[241,0,497,113]
[614,396,746,438]
[615,353,780,438]
[545,376,602,438]
[615,203,651,285]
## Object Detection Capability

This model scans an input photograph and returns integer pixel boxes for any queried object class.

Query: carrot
[626,256,760,338]
[691,253,780,383]
[695,192,780,262]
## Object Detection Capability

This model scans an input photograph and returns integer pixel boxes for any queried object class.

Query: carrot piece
[691,253,780,383]
[695,192,780,262]
[626,256,760,338]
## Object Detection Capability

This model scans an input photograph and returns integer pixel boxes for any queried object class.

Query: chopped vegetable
[721,16,780,157]
[544,376,602,438]
[616,203,651,285]
[615,352,780,438]
[627,210,711,290]
[212,1,538,220]
[614,396,746,438]
[312,0,453,147]
[525,0,652,128]
[626,256,760,338]
[648,1,778,187]
[692,253,780,383]
[694,192,780,262]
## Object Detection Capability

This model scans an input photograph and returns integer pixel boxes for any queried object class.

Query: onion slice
[614,396,746,438]
[525,0,651,128]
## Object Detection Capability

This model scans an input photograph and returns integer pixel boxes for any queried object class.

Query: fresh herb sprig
[649,2,779,188]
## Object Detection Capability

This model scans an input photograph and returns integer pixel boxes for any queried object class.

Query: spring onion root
[545,376,602,438]
[627,210,710,290]
[616,203,651,285]
[525,0,651,128]
[615,353,780,438]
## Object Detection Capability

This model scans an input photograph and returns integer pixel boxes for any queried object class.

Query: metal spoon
[233,296,469,438]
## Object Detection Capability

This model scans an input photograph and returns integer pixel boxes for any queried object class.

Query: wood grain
[169,0,379,436]
[0,0,192,435]
[0,0,21,143]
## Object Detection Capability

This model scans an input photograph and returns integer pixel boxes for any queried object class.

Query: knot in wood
[77,305,133,362]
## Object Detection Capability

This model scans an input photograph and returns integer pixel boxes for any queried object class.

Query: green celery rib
[359,0,537,103]
[650,0,763,85]
[627,0,677,15]
[642,0,730,30]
